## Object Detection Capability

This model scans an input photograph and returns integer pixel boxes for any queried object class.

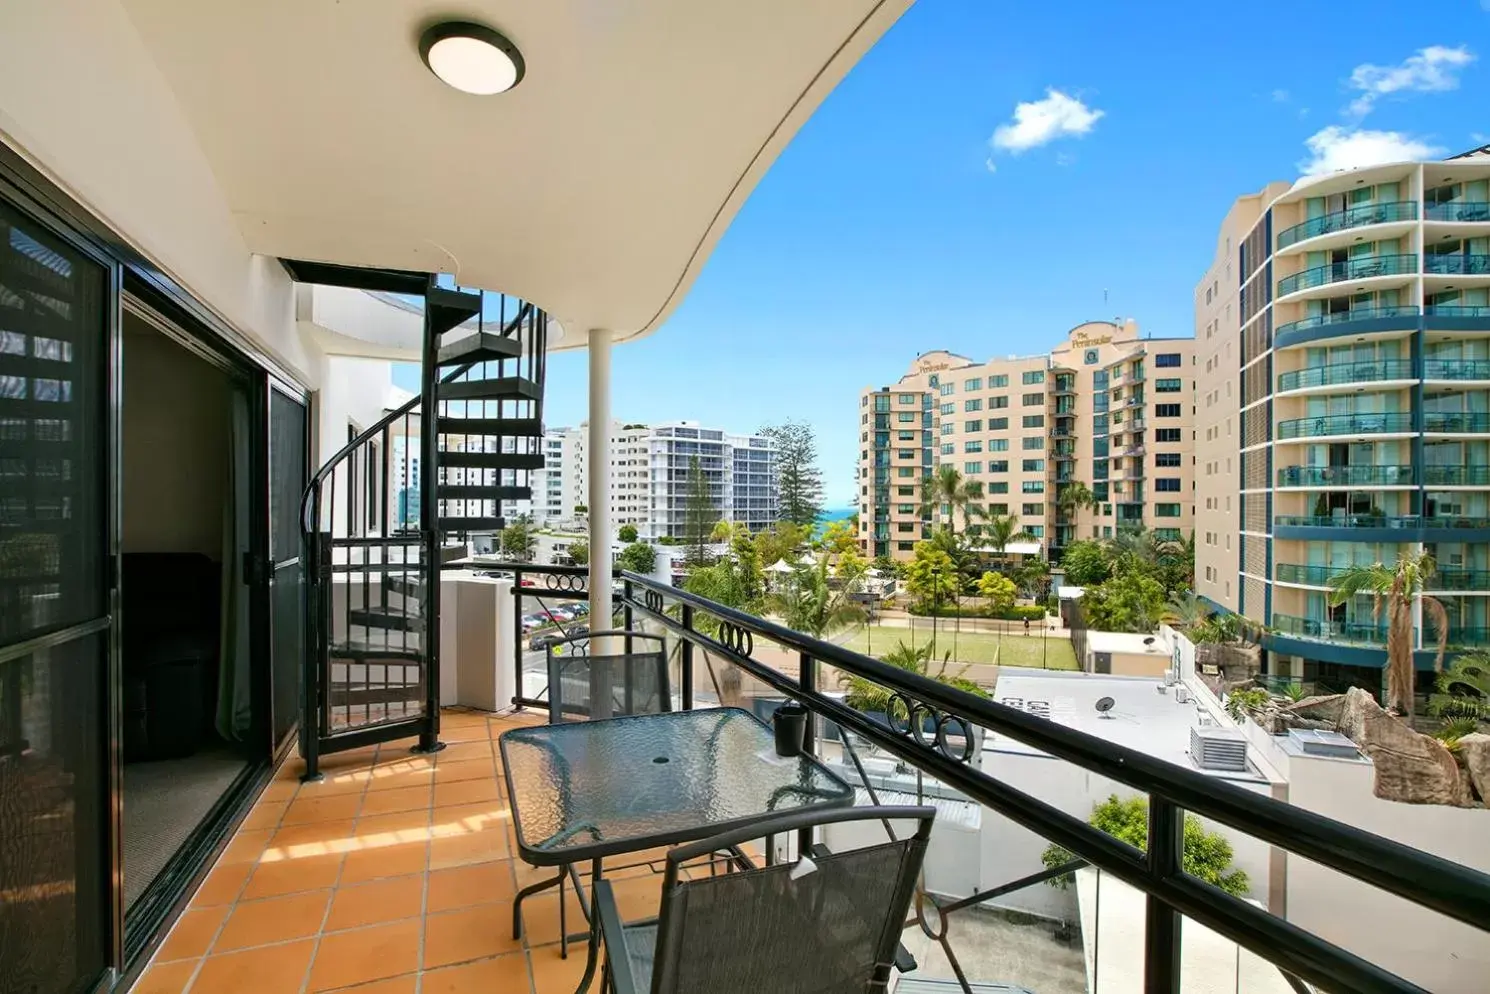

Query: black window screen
[268,389,307,747]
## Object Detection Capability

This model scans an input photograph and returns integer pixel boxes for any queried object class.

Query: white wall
[121,320,231,556]
[1271,736,1490,993]
[313,356,399,535]
[0,0,317,385]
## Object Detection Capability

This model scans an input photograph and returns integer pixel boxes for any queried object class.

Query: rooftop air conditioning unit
[1287,728,1360,760]
[1191,726,1249,772]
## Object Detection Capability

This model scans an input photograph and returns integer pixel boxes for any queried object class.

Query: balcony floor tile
[125,708,619,994]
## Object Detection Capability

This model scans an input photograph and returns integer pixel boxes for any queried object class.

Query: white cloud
[1299,126,1445,176]
[1271,88,1291,102]
[984,157,998,174]
[1055,152,1076,167]
[989,89,1103,155]
[1346,45,1474,116]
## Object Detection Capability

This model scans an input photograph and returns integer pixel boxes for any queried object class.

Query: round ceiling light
[420,22,524,95]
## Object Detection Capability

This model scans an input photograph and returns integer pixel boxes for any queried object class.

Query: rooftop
[988,671,1277,785]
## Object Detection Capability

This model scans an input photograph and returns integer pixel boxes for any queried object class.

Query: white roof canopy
[117,0,911,346]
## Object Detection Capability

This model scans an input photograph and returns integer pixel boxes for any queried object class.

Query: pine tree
[762,420,823,528]
[683,455,718,566]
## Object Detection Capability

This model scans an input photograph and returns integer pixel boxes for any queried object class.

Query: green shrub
[1041,795,1249,896]
[1225,688,1271,722]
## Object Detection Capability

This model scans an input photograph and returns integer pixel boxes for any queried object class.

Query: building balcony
[1275,464,1413,488]
[1274,513,1421,530]
[1429,569,1490,592]
[1276,253,1416,298]
[1426,201,1490,223]
[1273,304,1420,349]
[1120,444,1146,457]
[1424,304,1490,332]
[1275,200,1417,251]
[1425,253,1490,277]
[1269,563,1489,591]
[1424,358,1490,381]
[1275,360,1414,393]
[1274,563,1345,586]
[1423,465,1490,486]
[1425,412,1490,434]
[1276,412,1413,440]
[1272,613,1386,644]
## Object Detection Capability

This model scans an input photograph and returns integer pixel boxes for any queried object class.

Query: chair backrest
[649,806,935,994]
[546,630,670,723]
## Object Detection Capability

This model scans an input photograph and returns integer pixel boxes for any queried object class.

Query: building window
[964,377,982,391]
[1155,452,1181,467]
[896,393,915,405]
[989,417,1009,430]
[1022,392,1044,406]
[1155,353,1182,367]
[1155,478,1181,492]
[1155,404,1182,418]
[990,502,1009,514]
[990,396,1009,409]
[940,443,954,455]
[988,460,1008,472]
[897,541,915,551]
[964,399,983,412]
[1022,502,1043,516]
[989,439,1009,452]
[940,382,955,396]
[1154,503,1182,517]
[1154,528,1181,541]
[898,430,916,441]
[964,461,982,474]
[964,440,983,453]
[1022,459,1045,472]
[1022,437,1044,450]
[897,522,915,533]
[989,374,1008,388]
[1022,415,1045,428]
[1027,525,1044,538]
[988,482,1008,494]
[897,486,915,496]
[1155,378,1183,392]
[941,423,954,436]
[965,419,983,432]
[897,467,915,477]
[1022,481,1045,494]
[1156,428,1182,442]
[939,402,954,416]
[1022,370,1045,385]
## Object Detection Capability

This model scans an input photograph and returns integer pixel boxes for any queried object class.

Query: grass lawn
[838,624,1078,672]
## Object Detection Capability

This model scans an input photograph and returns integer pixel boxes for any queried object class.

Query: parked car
[544,607,576,623]
[520,614,545,632]
[561,601,589,617]
[529,626,585,652]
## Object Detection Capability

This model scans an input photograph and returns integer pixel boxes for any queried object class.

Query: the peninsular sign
[1070,331,1113,347]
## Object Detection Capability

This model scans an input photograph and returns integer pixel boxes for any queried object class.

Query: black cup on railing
[772,702,808,758]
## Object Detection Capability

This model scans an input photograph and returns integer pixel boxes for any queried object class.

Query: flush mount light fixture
[420,21,524,95]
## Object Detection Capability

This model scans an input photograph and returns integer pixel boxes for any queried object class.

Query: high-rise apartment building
[858,320,1197,561]
[532,420,778,540]
[1195,148,1490,691]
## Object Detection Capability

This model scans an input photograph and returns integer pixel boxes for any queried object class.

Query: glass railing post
[680,603,694,710]
[1145,797,1184,993]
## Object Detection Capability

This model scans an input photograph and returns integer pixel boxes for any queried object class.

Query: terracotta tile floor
[129,708,677,994]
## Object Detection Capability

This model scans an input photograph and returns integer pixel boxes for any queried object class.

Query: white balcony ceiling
[118,0,910,345]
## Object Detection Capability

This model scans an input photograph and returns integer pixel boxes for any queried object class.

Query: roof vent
[1287,728,1360,759]
[1191,726,1248,772]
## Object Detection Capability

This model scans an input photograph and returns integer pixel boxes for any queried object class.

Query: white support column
[587,329,614,642]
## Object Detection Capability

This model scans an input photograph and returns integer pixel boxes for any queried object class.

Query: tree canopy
[683,455,718,567]
[616,541,657,574]
[761,420,824,528]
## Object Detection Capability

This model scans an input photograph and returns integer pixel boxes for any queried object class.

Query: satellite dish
[1142,637,1157,646]
[1095,696,1116,719]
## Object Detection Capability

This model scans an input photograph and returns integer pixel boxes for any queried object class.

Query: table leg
[513,869,565,942]
[573,857,603,994]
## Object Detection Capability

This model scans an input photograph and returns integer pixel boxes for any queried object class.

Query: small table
[500,707,854,989]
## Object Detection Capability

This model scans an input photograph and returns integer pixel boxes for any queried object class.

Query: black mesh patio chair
[546,630,670,723]
[514,630,672,955]
[592,805,935,994]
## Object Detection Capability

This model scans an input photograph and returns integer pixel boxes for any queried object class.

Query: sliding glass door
[267,386,307,753]
[0,196,115,991]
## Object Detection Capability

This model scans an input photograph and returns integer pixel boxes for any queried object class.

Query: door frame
[0,139,315,988]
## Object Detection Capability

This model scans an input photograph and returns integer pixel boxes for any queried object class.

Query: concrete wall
[121,319,231,557]
[0,0,316,384]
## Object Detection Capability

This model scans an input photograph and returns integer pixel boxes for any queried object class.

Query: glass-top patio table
[500,707,855,992]
[499,706,854,866]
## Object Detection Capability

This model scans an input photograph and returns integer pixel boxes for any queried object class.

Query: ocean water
[814,507,855,537]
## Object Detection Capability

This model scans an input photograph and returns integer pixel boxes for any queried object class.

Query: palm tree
[920,465,985,540]
[1056,481,1098,516]
[1426,650,1490,725]
[1326,552,1448,717]
[767,559,864,639]
[1164,590,1211,628]
[982,513,1034,569]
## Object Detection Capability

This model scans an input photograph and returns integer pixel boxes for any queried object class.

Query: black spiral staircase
[285,262,548,778]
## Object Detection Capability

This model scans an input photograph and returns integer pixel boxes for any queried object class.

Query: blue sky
[399,0,1488,505]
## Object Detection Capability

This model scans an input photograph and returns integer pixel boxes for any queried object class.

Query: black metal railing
[491,562,1490,994]
[1275,464,1413,487]
[1276,201,1418,249]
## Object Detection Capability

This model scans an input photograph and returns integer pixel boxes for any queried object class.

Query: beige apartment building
[859,320,1197,562]
[1194,148,1490,693]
